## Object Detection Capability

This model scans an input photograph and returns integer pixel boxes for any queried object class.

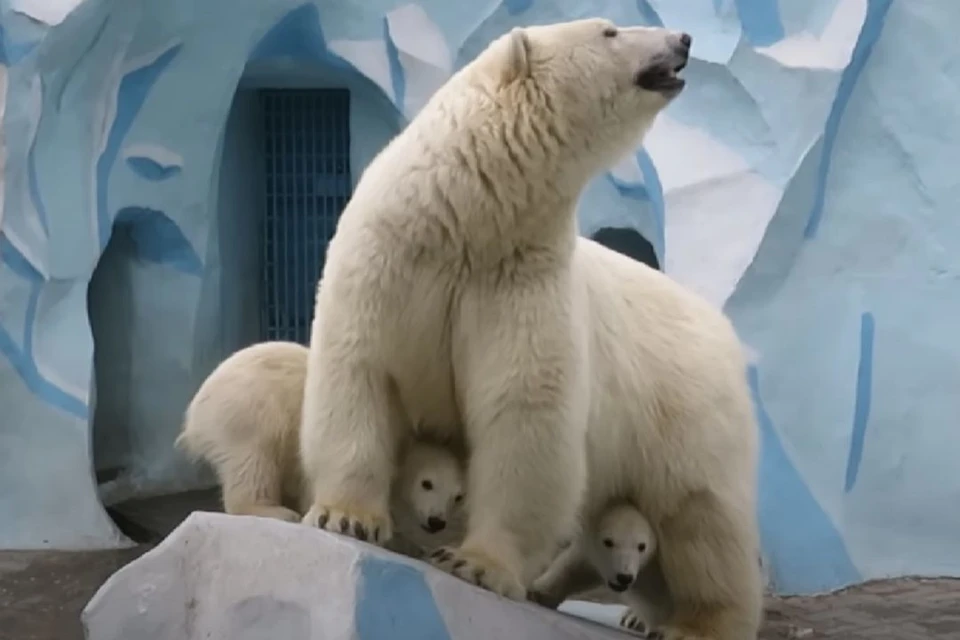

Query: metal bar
[257,88,352,345]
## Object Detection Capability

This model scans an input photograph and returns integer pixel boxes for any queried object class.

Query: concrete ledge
[82,512,631,640]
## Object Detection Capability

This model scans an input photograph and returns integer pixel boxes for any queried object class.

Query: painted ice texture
[0,0,957,596]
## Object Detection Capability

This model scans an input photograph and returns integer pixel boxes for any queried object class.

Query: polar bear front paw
[428,546,526,601]
[302,503,393,545]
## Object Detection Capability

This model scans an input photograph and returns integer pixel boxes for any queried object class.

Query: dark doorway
[259,88,352,344]
[590,226,660,270]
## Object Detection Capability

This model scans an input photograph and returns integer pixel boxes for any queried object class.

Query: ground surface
[3,550,957,640]
[1,492,957,640]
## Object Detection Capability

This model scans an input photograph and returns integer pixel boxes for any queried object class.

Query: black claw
[472,568,485,585]
[339,517,351,533]
[372,527,381,543]
[452,559,467,571]
[317,512,330,529]
[432,549,453,563]
[354,522,368,541]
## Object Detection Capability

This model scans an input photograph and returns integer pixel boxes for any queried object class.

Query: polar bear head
[397,441,465,534]
[470,18,691,177]
[586,502,658,592]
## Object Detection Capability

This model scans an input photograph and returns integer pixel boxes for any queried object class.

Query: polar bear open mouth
[635,58,687,94]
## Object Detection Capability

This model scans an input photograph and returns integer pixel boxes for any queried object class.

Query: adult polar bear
[301,18,761,640]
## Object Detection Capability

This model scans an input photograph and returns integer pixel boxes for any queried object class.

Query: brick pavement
[1,545,957,640]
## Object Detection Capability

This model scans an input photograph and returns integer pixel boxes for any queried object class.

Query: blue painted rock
[81,512,632,640]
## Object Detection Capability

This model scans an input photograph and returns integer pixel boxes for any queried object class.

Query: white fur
[390,439,467,556]
[529,239,764,639]
[531,502,671,635]
[574,240,763,640]
[299,18,760,638]
[587,503,658,593]
[175,341,465,554]
[301,17,689,602]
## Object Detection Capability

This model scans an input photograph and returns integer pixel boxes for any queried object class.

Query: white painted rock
[82,512,631,640]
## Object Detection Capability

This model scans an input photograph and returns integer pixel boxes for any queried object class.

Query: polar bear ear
[501,27,531,84]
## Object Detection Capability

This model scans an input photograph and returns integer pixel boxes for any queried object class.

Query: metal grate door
[260,89,352,344]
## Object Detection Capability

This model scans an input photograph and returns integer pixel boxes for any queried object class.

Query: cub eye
[603,538,614,548]
[421,480,433,491]
[638,543,647,552]
[603,27,618,38]
[454,494,464,504]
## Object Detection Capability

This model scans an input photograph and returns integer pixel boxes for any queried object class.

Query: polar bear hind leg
[653,489,763,640]
[220,453,301,523]
[177,431,301,524]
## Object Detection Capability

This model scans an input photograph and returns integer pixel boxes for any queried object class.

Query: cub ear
[500,27,531,84]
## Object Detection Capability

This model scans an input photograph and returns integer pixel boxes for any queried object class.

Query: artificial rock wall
[0,0,958,595]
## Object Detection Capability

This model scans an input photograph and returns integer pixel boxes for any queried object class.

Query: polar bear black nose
[614,573,633,587]
[679,33,692,49]
[425,516,447,533]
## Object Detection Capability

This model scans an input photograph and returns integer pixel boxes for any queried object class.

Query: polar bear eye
[603,538,614,548]
[421,479,433,491]
[603,27,618,38]
[454,494,464,504]
[638,543,647,552]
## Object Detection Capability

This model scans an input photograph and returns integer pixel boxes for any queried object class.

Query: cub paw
[247,506,302,523]
[620,610,649,635]
[643,626,707,640]
[527,589,564,610]
[428,546,526,601]
[302,504,393,545]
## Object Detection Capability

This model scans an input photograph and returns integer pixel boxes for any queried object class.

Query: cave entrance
[590,226,661,271]
[88,87,355,541]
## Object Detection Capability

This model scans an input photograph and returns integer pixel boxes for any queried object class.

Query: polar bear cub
[175,341,465,554]
[300,17,692,601]
[388,438,467,556]
[590,504,671,635]
[531,502,671,634]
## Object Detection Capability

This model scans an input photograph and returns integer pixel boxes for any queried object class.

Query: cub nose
[615,572,634,587]
[679,32,692,49]
[424,516,447,533]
